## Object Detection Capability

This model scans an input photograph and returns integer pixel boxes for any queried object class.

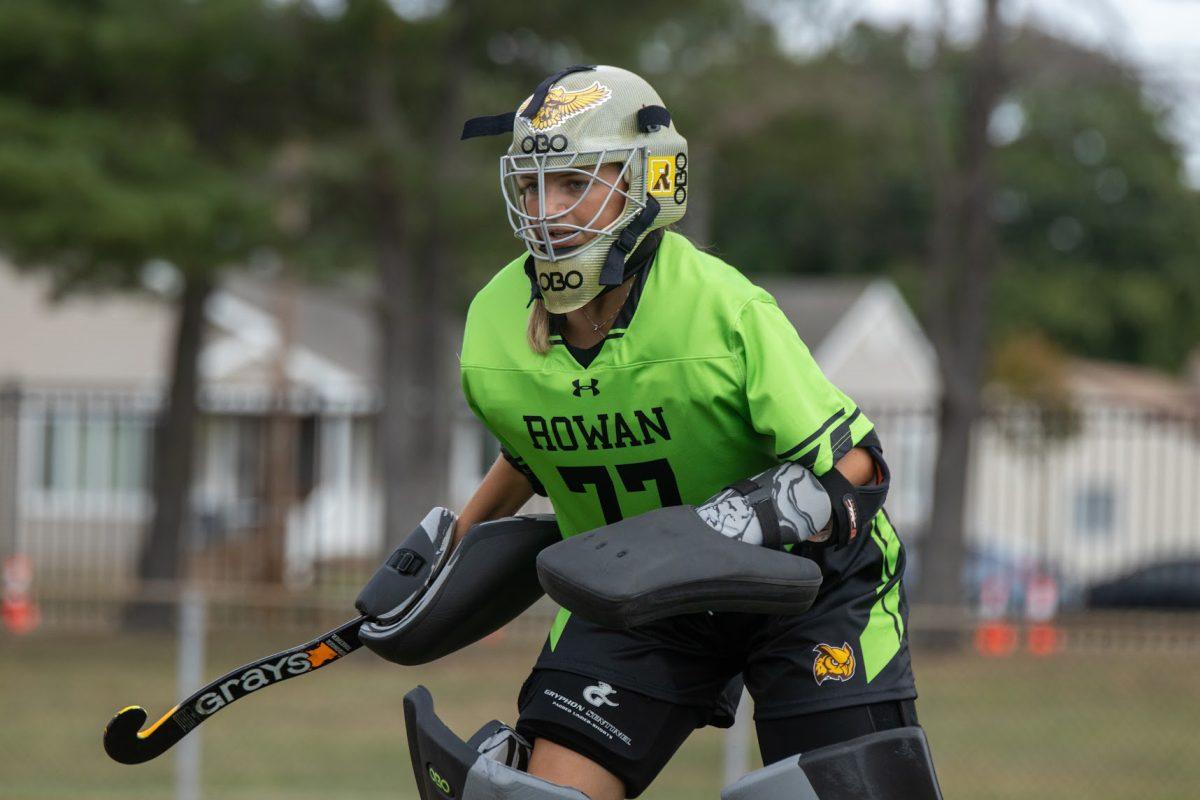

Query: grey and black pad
[404,686,588,800]
[358,514,560,665]
[357,508,457,627]
[721,727,943,800]
[536,505,822,629]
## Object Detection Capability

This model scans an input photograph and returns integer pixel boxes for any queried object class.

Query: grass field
[1,626,1197,799]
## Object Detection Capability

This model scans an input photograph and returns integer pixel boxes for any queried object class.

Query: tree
[990,28,1200,370]
[699,17,1200,376]
[0,0,302,626]
[918,0,1006,614]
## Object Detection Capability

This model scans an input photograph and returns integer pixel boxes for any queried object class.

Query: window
[38,406,151,495]
[1074,485,1115,536]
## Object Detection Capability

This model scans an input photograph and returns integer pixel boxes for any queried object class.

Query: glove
[696,462,833,547]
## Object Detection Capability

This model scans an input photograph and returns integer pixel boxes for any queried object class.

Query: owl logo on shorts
[813,642,856,685]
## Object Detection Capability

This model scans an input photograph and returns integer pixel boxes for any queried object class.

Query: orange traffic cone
[2,555,41,635]
[974,620,1018,657]
[1026,623,1063,656]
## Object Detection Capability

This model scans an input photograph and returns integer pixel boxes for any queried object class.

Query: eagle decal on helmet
[518,81,613,132]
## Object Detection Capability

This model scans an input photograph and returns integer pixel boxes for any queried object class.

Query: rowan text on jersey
[523,407,671,451]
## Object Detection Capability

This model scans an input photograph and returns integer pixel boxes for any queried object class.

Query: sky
[771,0,1200,185]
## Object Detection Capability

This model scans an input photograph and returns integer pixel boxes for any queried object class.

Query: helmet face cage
[500,147,645,262]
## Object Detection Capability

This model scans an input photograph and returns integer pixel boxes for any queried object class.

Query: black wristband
[814,468,861,549]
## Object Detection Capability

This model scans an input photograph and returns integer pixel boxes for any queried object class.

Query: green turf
[1,628,1196,799]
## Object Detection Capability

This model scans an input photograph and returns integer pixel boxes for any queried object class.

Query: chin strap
[522,255,540,307]
[599,196,661,286]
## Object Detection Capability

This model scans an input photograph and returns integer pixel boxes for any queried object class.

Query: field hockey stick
[103,615,365,764]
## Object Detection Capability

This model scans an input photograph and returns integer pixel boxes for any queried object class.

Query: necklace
[580,281,634,333]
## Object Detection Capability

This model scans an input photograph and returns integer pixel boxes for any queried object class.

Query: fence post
[0,383,20,561]
[176,585,206,800]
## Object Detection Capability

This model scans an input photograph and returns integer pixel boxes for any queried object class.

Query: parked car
[1085,560,1200,610]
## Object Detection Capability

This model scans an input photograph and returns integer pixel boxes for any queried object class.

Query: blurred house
[968,358,1200,598]
[0,260,385,587]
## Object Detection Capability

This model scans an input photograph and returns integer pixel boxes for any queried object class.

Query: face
[515,163,628,251]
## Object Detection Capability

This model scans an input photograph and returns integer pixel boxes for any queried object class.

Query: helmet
[463,65,688,313]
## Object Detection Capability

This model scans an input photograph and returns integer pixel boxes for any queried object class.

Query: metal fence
[876,400,1200,616]
[0,384,383,631]
[1,385,1198,632]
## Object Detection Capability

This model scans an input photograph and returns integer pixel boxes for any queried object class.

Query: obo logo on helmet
[539,271,584,291]
[521,134,569,154]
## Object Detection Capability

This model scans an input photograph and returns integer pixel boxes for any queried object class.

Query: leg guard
[357,513,560,665]
[404,686,589,800]
[721,727,942,800]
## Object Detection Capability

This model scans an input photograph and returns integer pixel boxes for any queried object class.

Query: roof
[0,259,172,387]
[749,275,875,349]
[1065,358,1199,416]
[0,257,379,399]
[218,272,378,386]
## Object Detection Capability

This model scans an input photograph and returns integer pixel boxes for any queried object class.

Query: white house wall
[0,261,171,386]
[967,406,1200,587]
[284,415,382,584]
[865,408,938,537]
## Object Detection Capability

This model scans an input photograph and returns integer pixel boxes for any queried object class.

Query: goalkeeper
[448,64,929,800]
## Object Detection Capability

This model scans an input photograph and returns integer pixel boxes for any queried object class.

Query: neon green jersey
[460,232,875,538]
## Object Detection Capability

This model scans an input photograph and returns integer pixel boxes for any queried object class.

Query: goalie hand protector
[356,509,560,665]
[355,507,456,627]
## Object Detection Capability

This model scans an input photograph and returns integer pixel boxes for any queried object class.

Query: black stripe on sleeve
[501,446,547,497]
[828,408,863,464]
[775,408,846,461]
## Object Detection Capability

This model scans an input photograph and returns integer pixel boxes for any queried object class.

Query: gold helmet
[464,65,688,313]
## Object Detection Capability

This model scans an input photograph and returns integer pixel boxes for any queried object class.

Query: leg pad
[404,686,589,800]
[722,726,943,800]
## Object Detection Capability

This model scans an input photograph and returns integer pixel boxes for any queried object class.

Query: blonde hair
[527,299,552,354]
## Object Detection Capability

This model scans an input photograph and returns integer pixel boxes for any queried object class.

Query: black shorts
[516,670,919,797]
[516,514,917,795]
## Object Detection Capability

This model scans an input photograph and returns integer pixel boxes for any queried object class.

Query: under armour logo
[583,682,619,708]
[572,378,599,397]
